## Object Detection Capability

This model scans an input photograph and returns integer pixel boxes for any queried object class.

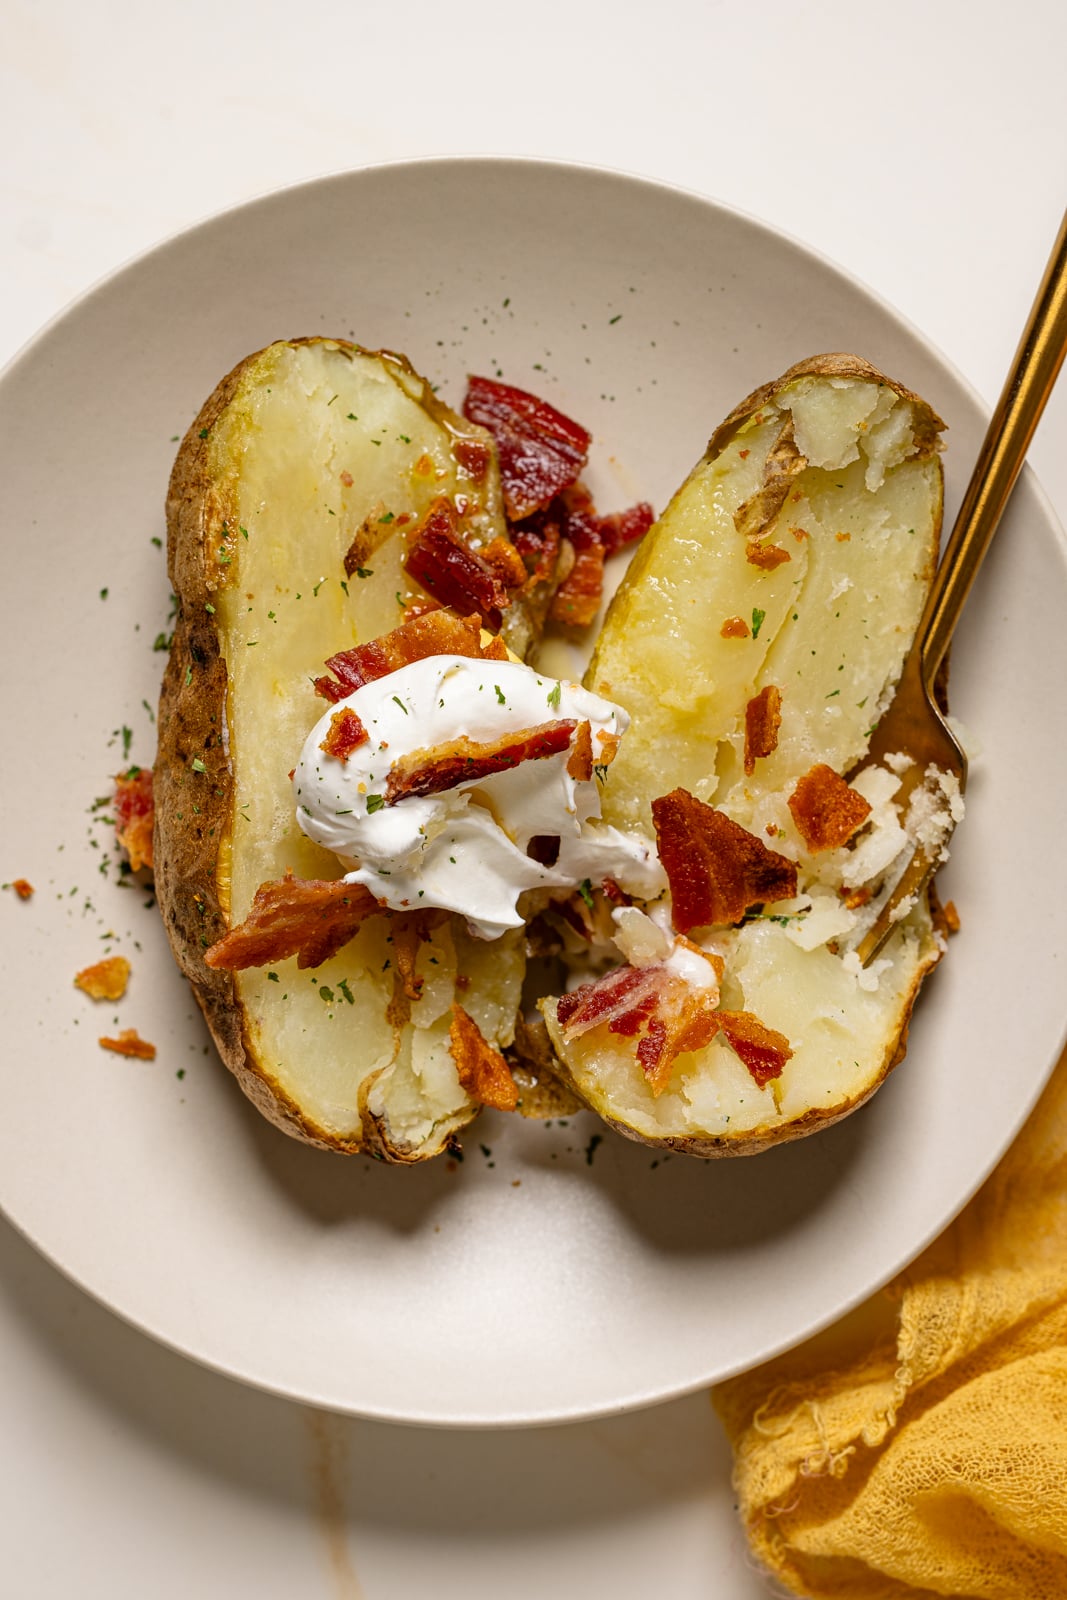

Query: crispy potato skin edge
[154,338,456,1162]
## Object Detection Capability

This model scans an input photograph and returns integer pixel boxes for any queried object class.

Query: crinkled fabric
[713,1038,1067,1600]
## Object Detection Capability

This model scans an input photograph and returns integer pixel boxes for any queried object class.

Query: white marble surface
[2,1,1064,1593]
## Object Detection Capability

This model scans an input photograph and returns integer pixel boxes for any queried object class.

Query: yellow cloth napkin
[713,1037,1067,1600]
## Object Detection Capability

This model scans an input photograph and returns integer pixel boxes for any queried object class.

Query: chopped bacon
[314,608,485,702]
[652,788,797,933]
[600,876,631,905]
[557,958,723,1095]
[75,955,131,1001]
[943,899,961,934]
[716,1010,793,1087]
[566,721,594,781]
[840,884,873,910]
[744,685,782,775]
[509,503,563,585]
[99,1028,156,1060]
[557,963,664,1037]
[453,435,493,482]
[204,873,382,971]
[746,540,791,570]
[114,766,155,872]
[549,539,604,627]
[595,729,621,768]
[8,878,34,900]
[403,497,518,626]
[398,597,442,621]
[482,634,510,661]
[320,707,369,763]
[449,1004,519,1111]
[598,501,655,557]
[385,720,576,804]
[463,375,590,521]
[720,616,750,639]
[479,535,528,591]
[788,763,872,853]
[340,469,353,488]
[389,910,449,1002]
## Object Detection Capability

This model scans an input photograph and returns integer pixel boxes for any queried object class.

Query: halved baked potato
[541,355,954,1155]
[155,338,525,1160]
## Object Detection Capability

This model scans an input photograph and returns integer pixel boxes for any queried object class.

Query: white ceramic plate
[2,159,1065,1427]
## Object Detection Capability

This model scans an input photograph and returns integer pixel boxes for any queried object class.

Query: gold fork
[855,209,1067,966]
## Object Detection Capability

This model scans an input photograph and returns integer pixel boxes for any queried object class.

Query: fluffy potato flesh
[543,357,950,1154]
[157,339,523,1158]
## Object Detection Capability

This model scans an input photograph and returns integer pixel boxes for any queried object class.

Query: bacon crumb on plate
[114,767,155,872]
[99,1028,156,1061]
[75,955,131,1001]
[7,878,34,900]
[788,762,872,853]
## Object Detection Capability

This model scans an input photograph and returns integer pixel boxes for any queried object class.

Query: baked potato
[541,355,956,1155]
[155,338,526,1161]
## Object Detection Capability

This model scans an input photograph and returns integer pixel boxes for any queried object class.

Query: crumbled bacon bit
[566,721,594,782]
[99,1028,156,1061]
[841,884,873,910]
[453,435,492,482]
[557,964,663,1036]
[204,873,382,971]
[835,531,852,542]
[595,729,621,767]
[463,375,591,521]
[597,500,655,557]
[482,634,510,661]
[721,616,750,639]
[600,876,631,905]
[8,878,34,900]
[390,911,448,1002]
[385,721,576,804]
[320,707,369,763]
[943,899,961,934]
[75,955,131,1001]
[556,958,723,1095]
[746,540,791,570]
[340,470,353,488]
[400,598,442,621]
[314,608,485,701]
[549,538,604,627]
[790,526,808,541]
[652,788,797,933]
[509,503,562,586]
[403,496,517,625]
[744,685,782,775]
[739,448,750,460]
[114,767,155,872]
[788,763,872,853]
[479,535,528,590]
[716,1010,792,1087]
[449,1004,519,1111]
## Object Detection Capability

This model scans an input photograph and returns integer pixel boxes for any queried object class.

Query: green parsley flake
[578,878,594,911]
[366,794,385,813]
[546,682,562,710]
[392,694,409,715]
[751,607,766,639]
[494,685,506,704]
[191,757,206,773]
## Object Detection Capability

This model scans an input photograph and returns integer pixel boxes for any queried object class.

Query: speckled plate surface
[1,158,1065,1426]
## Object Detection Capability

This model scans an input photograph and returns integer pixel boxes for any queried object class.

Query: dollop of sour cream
[294,655,665,939]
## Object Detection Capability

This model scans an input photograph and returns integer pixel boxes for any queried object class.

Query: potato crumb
[99,1028,156,1060]
[75,955,131,1001]
[7,878,34,900]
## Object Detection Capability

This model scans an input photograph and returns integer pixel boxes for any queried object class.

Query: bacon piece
[634,988,723,1095]
[99,1028,156,1060]
[652,788,797,933]
[745,540,791,570]
[548,488,604,627]
[788,763,872,853]
[114,766,155,872]
[449,1004,519,1111]
[566,721,594,782]
[385,720,576,804]
[509,503,563,585]
[463,375,590,521]
[8,878,34,900]
[320,707,369,763]
[204,874,382,971]
[841,884,873,910]
[479,535,528,590]
[557,963,664,1037]
[943,899,961,934]
[595,729,621,769]
[389,910,449,1002]
[482,634,509,661]
[720,616,750,639]
[716,1010,793,1087]
[744,685,782,775]
[314,608,485,702]
[75,955,131,1001]
[402,496,520,626]
[598,501,655,557]
[453,435,493,483]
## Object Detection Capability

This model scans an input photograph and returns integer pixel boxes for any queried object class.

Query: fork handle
[919,209,1067,689]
